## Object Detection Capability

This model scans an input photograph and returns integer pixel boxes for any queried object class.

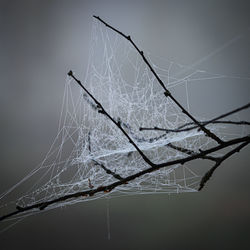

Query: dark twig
[116,117,217,162]
[93,15,223,144]
[166,143,217,162]
[92,160,124,181]
[0,135,249,222]
[68,70,249,176]
[140,120,249,133]
[87,131,91,153]
[198,141,249,190]
[203,103,250,127]
[67,70,156,168]
[140,102,250,133]
[1,18,249,223]
[87,130,123,180]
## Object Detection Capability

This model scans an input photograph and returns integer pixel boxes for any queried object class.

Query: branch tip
[0,16,249,223]
[67,70,73,77]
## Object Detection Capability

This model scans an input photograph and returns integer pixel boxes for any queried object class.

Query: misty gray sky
[0,1,249,249]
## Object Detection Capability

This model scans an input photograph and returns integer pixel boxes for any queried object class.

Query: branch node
[98,109,104,114]
[16,205,24,211]
[164,90,171,97]
[67,70,73,77]
[39,203,48,210]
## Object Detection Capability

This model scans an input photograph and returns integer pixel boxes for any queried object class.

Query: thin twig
[0,134,249,222]
[92,160,124,181]
[141,120,249,133]
[140,103,250,133]
[166,143,217,162]
[93,15,223,144]
[198,141,249,190]
[87,130,123,180]
[87,131,91,153]
[1,18,249,223]
[68,70,156,168]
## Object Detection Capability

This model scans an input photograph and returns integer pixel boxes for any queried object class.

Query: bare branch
[198,140,249,190]
[67,70,155,168]
[0,134,249,222]
[140,120,250,133]
[166,143,217,162]
[87,130,124,181]
[92,160,124,181]
[1,18,249,224]
[93,15,223,144]
[140,102,250,133]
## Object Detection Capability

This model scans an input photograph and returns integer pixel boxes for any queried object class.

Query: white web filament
[0,19,248,223]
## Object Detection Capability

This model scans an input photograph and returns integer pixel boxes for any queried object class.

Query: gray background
[0,0,250,249]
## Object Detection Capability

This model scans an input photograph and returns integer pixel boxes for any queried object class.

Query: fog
[0,1,249,249]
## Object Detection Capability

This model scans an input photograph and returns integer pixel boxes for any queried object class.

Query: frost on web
[1,19,246,220]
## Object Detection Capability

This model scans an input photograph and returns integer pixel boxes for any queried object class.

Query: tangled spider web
[0,19,249,225]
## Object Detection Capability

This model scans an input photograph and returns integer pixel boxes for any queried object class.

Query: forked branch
[198,140,249,190]
[0,17,249,223]
[140,103,250,133]
[0,132,249,222]
[67,70,155,168]
[93,15,223,145]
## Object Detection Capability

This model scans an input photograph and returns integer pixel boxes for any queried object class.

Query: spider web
[0,20,247,224]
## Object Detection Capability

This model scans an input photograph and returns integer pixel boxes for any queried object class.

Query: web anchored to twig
[0,16,249,223]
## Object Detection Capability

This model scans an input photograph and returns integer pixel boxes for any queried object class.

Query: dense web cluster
[0,19,248,225]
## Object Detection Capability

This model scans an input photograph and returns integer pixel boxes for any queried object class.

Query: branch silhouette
[0,72,249,222]
[0,16,249,223]
[93,15,223,145]
[140,103,250,133]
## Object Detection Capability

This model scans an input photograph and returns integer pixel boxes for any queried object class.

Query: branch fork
[0,17,249,223]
